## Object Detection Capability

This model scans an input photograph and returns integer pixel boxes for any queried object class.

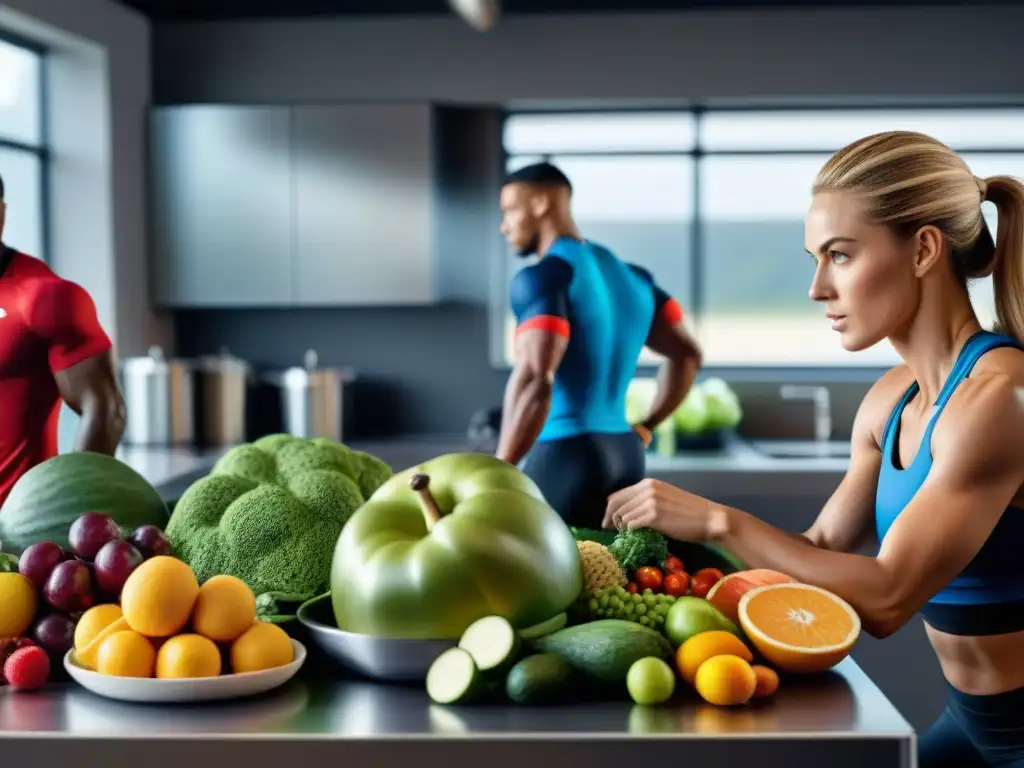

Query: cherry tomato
[690,567,724,599]
[662,555,685,574]
[634,566,664,592]
[663,571,690,597]
[694,567,725,584]
[626,581,639,594]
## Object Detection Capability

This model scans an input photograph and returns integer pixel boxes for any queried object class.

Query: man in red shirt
[0,172,125,505]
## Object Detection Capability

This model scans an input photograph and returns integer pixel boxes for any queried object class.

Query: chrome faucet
[780,384,832,443]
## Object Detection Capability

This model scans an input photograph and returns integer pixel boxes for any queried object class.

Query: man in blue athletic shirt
[494,162,703,528]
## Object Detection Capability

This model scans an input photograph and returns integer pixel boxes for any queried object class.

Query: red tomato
[663,571,690,597]
[689,567,724,599]
[626,581,639,594]
[662,555,685,574]
[634,566,664,592]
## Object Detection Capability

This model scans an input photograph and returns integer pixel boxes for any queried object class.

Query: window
[497,107,1024,369]
[0,36,46,261]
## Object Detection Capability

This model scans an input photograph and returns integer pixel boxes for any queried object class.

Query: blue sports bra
[875,330,1024,636]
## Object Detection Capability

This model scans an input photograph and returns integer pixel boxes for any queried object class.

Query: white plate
[63,639,307,704]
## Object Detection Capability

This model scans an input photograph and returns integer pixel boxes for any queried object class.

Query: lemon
[0,573,37,638]
[230,621,294,674]
[120,556,199,638]
[75,604,124,651]
[96,630,157,678]
[156,634,222,679]
[192,575,257,643]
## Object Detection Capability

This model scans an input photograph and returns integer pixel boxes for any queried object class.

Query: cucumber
[530,619,674,684]
[458,615,521,673]
[426,647,484,705]
[519,612,568,640]
[505,653,576,705]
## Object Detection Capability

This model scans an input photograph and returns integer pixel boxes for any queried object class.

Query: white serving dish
[63,639,306,704]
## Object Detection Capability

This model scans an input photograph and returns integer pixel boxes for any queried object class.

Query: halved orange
[737,583,860,674]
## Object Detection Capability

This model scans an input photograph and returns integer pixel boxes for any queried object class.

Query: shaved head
[499,162,575,258]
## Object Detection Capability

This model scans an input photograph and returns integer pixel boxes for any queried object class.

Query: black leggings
[919,682,1024,767]
[518,430,646,530]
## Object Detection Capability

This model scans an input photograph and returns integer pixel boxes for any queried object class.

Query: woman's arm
[712,373,1024,638]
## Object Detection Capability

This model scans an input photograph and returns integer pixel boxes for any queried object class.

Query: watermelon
[0,452,170,555]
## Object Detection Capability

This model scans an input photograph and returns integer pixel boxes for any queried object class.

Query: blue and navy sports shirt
[509,236,684,442]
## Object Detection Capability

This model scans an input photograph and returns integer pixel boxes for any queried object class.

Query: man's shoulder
[511,256,574,297]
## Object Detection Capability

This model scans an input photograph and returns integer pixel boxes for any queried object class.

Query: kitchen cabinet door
[292,104,438,305]
[150,106,294,307]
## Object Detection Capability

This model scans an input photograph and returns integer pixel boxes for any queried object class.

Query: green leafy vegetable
[608,528,669,572]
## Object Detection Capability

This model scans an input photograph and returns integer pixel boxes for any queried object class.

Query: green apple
[330,452,584,640]
[664,596,743,648]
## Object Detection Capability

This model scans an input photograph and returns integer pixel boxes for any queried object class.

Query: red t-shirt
[0,249,113,505]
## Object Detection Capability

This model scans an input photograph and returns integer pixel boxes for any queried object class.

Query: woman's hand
[602,478,730,542]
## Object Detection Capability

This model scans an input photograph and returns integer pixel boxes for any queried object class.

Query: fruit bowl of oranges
[62,555,306,703]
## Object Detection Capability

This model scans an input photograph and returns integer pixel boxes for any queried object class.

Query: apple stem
[410,473,443,529]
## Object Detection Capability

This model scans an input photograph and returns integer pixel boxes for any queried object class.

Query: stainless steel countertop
[0,656,913,767]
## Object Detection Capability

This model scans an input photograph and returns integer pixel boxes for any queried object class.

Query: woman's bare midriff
[926,623,1024,695]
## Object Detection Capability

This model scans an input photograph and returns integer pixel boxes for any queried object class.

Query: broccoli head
[607,528,669,573]
[165,434,393,607]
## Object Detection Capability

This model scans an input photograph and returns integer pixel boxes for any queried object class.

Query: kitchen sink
[750,439,853,460]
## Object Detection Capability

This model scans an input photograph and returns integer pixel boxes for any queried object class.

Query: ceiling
[115,0,1022,22]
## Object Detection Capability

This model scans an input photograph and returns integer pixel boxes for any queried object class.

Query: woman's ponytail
[985,175,1024,343]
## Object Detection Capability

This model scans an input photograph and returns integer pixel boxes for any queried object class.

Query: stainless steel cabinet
[150,103,438,308]
[150,106,294,307]
[293,104,437,305]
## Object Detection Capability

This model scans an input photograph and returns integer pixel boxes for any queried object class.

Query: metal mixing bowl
[296,593,456,683]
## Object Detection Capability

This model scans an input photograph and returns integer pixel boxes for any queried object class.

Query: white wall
[0,0,172,357]
[0,0,173,451]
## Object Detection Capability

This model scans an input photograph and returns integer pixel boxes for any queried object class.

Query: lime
[626,656,676,706]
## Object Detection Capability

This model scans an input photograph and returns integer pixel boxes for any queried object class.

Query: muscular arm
[711,373,1024,638]
[629,266,702,439]
[496,258,571,466]
[30,279,125,455]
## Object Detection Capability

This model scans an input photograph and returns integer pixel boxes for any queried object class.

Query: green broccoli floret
[165,434,393,607]
[608,528,669,573]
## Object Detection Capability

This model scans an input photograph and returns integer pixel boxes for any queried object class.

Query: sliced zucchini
[518,612,568,640]
[426,647,482,705]
[458,615,522,673]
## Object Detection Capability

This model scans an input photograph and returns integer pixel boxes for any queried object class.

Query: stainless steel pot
[195,348,250,446]
[118,346,195,446]
[265,350,355,442]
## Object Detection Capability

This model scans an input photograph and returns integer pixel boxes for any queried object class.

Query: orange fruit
[675,629,753,684]
[74,604,124,651]
[120,556,200,638]
[0,573,37,638]
[694,654,757,706]
[230,621,294,674]
[96,630,157,678]
[751,664,780,698]
[738,582,861,674]
[156,634,222,679]
[706,569,797,624]
[74,616,130,670]
[192,575,257,643]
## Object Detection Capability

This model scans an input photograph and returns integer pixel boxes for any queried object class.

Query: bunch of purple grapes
[16,513,172,662]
